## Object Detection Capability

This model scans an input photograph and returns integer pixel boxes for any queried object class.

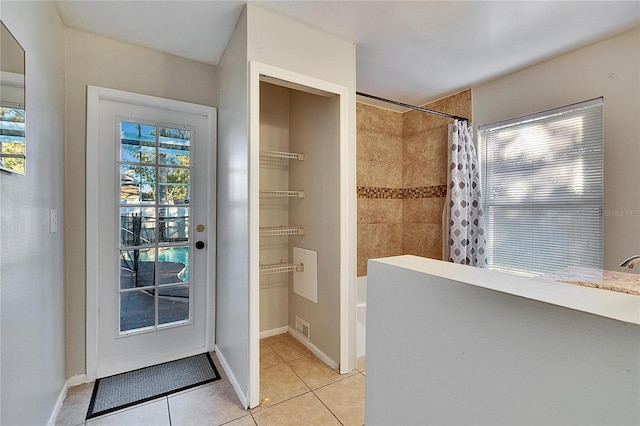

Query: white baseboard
[259,326,288,339]
[214,345,248,409]
[47,374,96,425]
[288,327,337,370]
[47,380,68,426]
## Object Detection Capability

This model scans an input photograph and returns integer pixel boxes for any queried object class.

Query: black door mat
[87,353,221,419]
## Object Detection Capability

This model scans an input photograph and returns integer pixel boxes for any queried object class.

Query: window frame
[477,98,604,277]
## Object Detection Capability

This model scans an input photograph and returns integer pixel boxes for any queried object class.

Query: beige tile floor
[56,334,366,426]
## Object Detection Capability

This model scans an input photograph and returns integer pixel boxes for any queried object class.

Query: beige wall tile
[383,111,403,137]
[358,223,403,276]
[356,102,375,132]
[427,198,446,225]
[401,159,420,188]
[426,125,450,162]
[423,113,450,132]
[355,89,470,271]
[403,158,447,188]
[445,89,472,121]
[357,255,368,278]
[357,102,402,189]
[356,102,402,136]
[402,133,429,165]
[402,109,422,137]
[359,223,403,259]
[402,198,445,225]
[357,159,402,187]
[357,198,402,224]
[426,159,448,187]
[358,131,402,165]
[402,223,443,260]
[428,97,447,112]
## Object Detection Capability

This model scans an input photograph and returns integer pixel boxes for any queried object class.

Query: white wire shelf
[259,262,304,275]
[260,226,305,237]
[259,190,305,199]
[260,150,304,161]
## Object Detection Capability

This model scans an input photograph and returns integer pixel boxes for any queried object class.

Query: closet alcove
[257,79,341,368]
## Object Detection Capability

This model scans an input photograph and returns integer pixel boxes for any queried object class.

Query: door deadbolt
[196,224,205,232]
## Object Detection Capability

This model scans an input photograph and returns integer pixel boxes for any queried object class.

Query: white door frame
[86,86,217,380]
[248,62,357,408]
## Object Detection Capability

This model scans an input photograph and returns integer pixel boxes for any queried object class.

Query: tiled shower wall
[357,89,472,276]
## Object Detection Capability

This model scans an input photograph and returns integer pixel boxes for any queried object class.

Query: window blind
[478,98,603,277]
[0,106,26,173]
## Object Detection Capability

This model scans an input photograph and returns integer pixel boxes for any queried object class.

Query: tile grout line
[254,337,312,415]
[250,390,314,416]
[311,386,346,426]
[258,335,362,424]
[166,397,172,426]
[312,371,367,425]
[272,341,355,424]
[312,370,364,392]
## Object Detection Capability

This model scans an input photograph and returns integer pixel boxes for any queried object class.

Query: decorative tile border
[357,185,447,199]
[403,185,448,199]
[357,187,404,199]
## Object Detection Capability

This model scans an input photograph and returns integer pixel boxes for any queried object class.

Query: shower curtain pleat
[443,119,487,267]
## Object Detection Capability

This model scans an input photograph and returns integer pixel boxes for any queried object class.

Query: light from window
[0,106,25,173]
[478,98,603,277]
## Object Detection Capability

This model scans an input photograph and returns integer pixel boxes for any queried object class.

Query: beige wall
[64,28,218,377]
[257,81,344,363]
[259,82,290,332]
[0,2,66,424]
[288,90,342,363]
[357,90,471,276]
[473,27,640,273]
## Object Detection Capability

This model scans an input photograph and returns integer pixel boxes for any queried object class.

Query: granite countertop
[544,266,640,296]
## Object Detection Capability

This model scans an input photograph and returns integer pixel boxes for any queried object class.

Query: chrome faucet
[620,255,640,269]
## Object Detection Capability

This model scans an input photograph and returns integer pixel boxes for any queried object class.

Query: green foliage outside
[0,107,25,173]
[130,141,190,203]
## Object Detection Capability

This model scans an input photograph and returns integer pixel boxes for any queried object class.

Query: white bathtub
[356,276,367,357]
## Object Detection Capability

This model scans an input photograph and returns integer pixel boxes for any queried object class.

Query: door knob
[195,241,205,250]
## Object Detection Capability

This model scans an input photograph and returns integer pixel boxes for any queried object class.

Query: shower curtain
[443,119,487,267]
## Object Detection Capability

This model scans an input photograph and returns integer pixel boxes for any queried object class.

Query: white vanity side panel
[365,256,640,425]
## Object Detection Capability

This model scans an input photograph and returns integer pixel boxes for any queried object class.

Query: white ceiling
[54,1,640,107]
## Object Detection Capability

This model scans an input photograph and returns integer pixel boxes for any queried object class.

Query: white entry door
[87,87,216,378]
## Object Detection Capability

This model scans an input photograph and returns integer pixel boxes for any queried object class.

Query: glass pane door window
[118,120,193,334]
